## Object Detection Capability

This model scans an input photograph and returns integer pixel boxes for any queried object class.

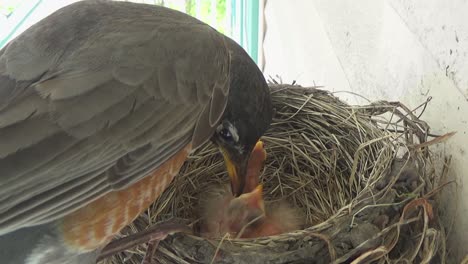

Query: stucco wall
[263,0,467,261]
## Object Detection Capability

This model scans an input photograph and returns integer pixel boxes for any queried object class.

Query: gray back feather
[0,0,230,234]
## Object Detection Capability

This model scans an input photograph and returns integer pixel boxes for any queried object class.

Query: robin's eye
[219,128,233,141]
[217,122,239,143]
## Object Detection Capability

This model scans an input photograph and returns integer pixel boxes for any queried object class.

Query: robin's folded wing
[0,1,230,234]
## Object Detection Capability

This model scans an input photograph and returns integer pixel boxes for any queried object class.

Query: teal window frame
[230,0,260,63]
[1,0,261,64]
[0,0,42,48]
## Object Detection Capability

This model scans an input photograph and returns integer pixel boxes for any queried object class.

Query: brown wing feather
[0,1,229,234]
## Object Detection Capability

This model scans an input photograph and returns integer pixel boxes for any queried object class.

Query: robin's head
[212,37,273,197]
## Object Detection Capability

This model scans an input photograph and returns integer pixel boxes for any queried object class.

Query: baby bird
[200,141,303,239]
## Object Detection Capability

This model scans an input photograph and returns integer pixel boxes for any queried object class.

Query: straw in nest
[100,84,452,264]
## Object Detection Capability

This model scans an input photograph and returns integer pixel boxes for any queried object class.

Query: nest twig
[101,84,451,264]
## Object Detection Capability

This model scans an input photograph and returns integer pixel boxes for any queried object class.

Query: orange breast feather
[62,144,191,251]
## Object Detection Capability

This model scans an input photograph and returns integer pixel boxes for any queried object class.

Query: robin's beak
[221,150,249,197]
[221,141,266,197]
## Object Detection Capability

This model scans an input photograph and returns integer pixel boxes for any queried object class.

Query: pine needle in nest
[101,84,451,264]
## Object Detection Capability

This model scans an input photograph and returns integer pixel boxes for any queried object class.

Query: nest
[103,84,452,264]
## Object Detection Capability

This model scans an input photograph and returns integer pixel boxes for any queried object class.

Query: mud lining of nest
[103,84,451,264]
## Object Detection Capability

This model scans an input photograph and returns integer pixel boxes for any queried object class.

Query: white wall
[263,0,467,261]
[1,0,81,46]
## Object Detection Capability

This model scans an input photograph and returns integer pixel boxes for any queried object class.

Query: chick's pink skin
[202,185,302,238]
[201,141,266,237]
[240,200,303,238]
[200,185,265,238]
[201,141,303,239]
[242,141,266,193]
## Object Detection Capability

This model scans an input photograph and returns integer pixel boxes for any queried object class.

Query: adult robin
[0,1,272,264]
